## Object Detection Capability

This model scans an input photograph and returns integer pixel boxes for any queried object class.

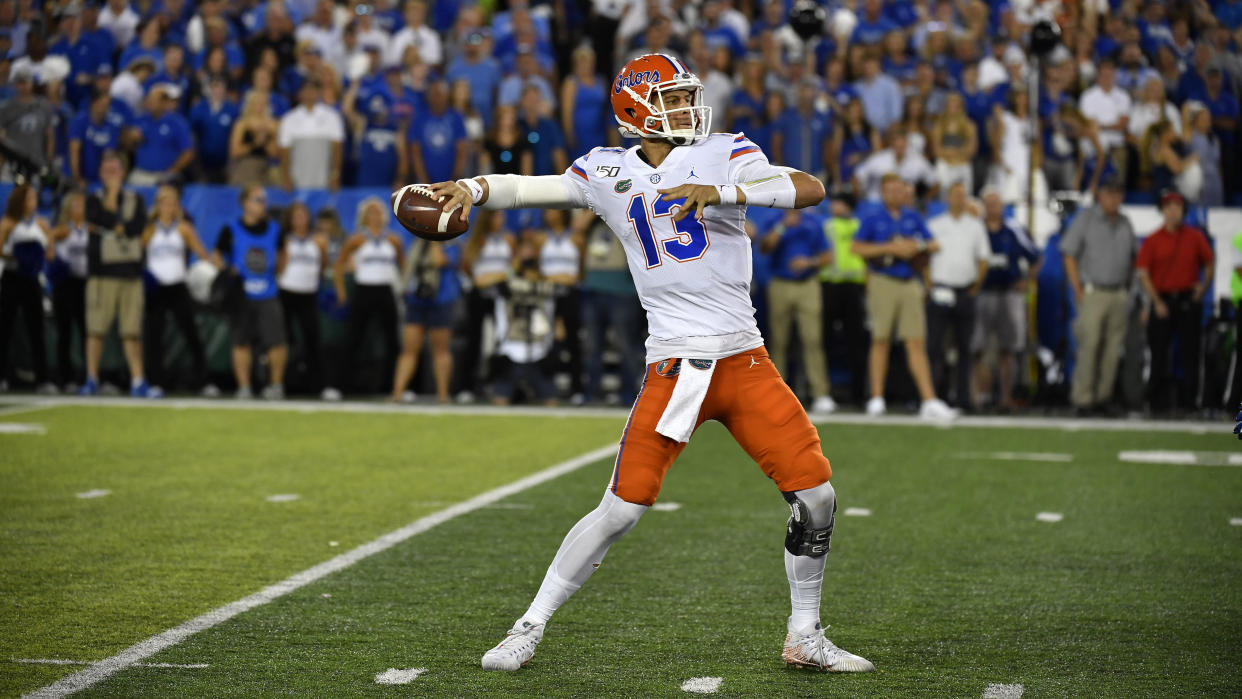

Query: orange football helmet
[611,53,712,145]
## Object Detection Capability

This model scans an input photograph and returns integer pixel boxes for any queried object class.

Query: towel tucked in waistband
[655,358,716,443]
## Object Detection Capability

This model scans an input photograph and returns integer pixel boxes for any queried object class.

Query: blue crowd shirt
[132,111,194,172]
[776,106,832,175]
[189,99,240,171]
[69,110,120,183]
[409,108,466,184]
[854,207,932,280]
[982,222,1039,290]
[766,216,832,282]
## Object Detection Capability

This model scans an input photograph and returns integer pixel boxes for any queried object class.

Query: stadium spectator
[1127,76,1180,157]
[243,3,297,75]
[855,55,903,132]
[128,83,194,186]
[491,234,558,406]
[1061,177,1137,415]
[851,173,957,420]
[726,53,765,135]
[409,79,467,183]
[898,96,929,159]
[0,183,53,393]
[279,79,344,191]
[498,45,554,110]
[1201,65,1238,190]
[82,153,149,397]
[587,0,628,81]
[819,192,868,406]
[926,182,989,410]
[930,93,977,193]
[214,184,288,400]
[974,188,1039,411]
[538,209,585,402]
[1136,191,1214,415]
[98,0,140,49]
[456,210,513,403]
[295,0,345,72]
[229,91,280,186]
[345,79,406,188]
[560,45,609,155]
[110,54,157,113]
[0,65,54,176]
[907,62,947,121]
[277,201,329,397]
[1080,59,1131,183]
[831,97,879,188]
[49,191,90,389]
[517,87,567,176]
[146,44,191,112]
[1043,103,1105,194]
[329,198,402,397]
[387,0,441,68]
[988,89,1046,205]
[772,78,831,180]
[1147,120,1202,202]
[391,233,461,402]
[189,74,239,183]
[853,127,935,202]
[450,79,483,173]
[1185,101,1224,207]
[90,64,134,130]
[482,104,531,176]
[761,208,835,414]
[142,185,213,397]
[446,30,502,128]
[47,4,111,109]
[69,89,120,186]
[1115,41,1159,99]
[117,19,164,83]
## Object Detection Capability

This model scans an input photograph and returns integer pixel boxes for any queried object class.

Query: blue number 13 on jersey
[626,194,711,268]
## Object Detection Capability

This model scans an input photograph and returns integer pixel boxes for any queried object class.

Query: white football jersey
[560,132,775,362]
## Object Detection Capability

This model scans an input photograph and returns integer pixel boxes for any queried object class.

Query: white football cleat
[918,398,960,422]
[810,396,837,415]
[481,619,544,671]
[782,620,875,673]
[865,396,886,417]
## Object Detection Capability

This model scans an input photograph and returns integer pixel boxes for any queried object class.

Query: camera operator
[491,235,561,406]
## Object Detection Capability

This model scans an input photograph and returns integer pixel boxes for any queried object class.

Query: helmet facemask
[620,75,713,146]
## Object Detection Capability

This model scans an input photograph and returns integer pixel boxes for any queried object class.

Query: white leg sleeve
[785,481,836,631]
[523,491,648,624]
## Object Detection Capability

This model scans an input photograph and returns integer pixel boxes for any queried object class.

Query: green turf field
[2,404,1240,697]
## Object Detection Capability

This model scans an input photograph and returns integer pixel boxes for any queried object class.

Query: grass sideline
[3,406,1240,696]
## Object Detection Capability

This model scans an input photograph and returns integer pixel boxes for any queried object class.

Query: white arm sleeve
[732,159,800,209]
[479,174,579,210]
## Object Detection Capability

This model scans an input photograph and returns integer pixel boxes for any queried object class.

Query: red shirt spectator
[1136,212,1213,295]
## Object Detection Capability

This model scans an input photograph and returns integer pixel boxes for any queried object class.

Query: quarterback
[420,53,874,674]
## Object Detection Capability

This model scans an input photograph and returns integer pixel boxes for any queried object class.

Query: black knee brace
[782,491,836,558]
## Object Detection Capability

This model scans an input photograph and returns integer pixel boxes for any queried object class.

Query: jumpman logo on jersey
[687,166,699,180]
[749,355,760,368]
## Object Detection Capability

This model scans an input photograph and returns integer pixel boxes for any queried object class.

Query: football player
[411,53,875,674]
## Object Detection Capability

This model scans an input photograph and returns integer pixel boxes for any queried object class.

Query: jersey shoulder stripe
[730,145,761,159]
[570,163,589,180]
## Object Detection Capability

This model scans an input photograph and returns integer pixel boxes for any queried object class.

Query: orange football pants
[608,346,832,506]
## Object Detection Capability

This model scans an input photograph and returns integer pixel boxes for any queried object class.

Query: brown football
[391,184,470,241]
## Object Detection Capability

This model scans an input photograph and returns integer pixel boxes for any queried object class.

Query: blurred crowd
[0,0,1238,417]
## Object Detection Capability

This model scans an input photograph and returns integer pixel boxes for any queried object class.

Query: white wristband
[457,178,484,205]
[716,184,738,206]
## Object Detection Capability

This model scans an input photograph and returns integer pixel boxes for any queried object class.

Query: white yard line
[1035,512,1064,523]
[23,442,620,699]
[651,502,682,511]
[12,659,207,670]
[0,423,46,434]
[957,452,1074,463]
[680,677,723,694]
[982,683,1025,698]
[75,490,111,500]
[1118,450,1242,467]
[0,395,1231,434]
[842,507,872,517]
